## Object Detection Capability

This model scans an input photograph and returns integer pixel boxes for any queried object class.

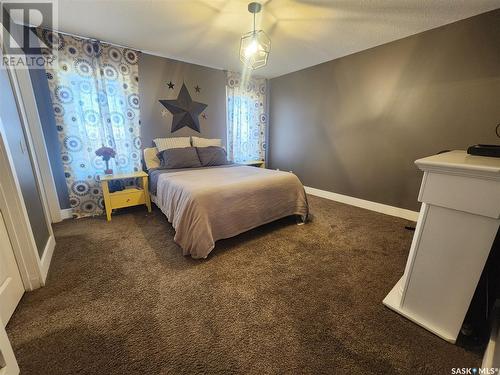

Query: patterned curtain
[226,71,267,163]
[38,29,142,218]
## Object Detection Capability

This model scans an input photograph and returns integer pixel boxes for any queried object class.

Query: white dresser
[383,150,500,343]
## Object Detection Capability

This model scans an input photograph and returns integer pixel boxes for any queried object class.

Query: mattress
[151,165,309,258]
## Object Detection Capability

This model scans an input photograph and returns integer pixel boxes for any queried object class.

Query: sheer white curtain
[226,71,267,163]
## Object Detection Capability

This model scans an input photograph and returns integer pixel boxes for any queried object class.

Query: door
[0,57,51,258]
[0,318,20,374]
[0,211,24,325]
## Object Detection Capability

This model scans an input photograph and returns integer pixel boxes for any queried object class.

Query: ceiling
[44,0,500,78]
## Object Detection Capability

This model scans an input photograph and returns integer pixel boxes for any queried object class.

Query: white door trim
[0,23,62,225]
[0,119,42,291]
[1,45,56,283]
[0,317,20,375]
[483,300,500,369]
[39,234,55,281]
[0,211,24,324]
[5,59,62,224]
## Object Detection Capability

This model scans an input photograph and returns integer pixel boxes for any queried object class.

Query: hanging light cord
[253,11,256,35]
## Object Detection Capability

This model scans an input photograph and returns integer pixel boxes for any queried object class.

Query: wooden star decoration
[194,85,201,93]
[159,83,207,133]
[167,81,175,89]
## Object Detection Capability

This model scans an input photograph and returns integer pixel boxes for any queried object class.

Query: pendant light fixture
[239,2,270,70]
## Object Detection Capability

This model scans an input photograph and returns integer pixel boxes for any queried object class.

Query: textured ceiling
[44,0,500,77]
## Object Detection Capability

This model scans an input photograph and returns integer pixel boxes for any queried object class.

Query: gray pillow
[157,147,202,169]
[196,146,231,167]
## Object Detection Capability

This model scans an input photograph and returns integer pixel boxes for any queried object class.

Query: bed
[149,164,309,258]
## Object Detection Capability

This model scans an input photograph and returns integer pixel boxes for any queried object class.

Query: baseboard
[60,208,73,220]
[483,300,500,368]
[304,186,419,222]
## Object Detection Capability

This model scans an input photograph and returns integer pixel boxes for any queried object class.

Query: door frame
[0,55,56,290]
[4,59,56,281]
[6,55,63,224]
[0,18,63,224]
[0,316,19,375]
[0,117,43,290]
[0,210,25,324]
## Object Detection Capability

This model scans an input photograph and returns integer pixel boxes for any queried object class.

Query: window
[226,71,267,163]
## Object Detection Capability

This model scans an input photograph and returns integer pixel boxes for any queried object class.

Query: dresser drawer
[109,189,145,209]
[419,171,500,218]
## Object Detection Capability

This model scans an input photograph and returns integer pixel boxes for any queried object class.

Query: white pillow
[153,137,191,152]
[191,136,222,148]
[143,147,161,170]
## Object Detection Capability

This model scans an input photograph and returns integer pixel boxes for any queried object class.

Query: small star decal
[194,85,201,93]
[167,81,175,89]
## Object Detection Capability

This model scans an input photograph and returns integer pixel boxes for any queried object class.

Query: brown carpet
[7,195,481,374]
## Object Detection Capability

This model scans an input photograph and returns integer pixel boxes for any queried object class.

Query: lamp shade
[239,29,270,70]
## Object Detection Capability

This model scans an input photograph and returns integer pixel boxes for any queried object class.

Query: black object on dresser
[467,144,500,158]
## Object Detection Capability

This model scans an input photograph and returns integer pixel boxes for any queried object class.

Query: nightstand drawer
[109,189,145,209]
[100,171,151,221]
[241,160,265,168]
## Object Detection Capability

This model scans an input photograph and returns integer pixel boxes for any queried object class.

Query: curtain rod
[36,26,142,52]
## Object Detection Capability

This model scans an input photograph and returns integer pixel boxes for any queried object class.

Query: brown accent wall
[268,9,500,211]
[139,53,226,148]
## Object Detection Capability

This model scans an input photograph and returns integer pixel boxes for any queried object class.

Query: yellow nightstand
[241,160,265,168]
[99,171,151,221]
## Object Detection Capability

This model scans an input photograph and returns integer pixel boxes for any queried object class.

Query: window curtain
[226,71,268,163]
[37,29,142,218]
